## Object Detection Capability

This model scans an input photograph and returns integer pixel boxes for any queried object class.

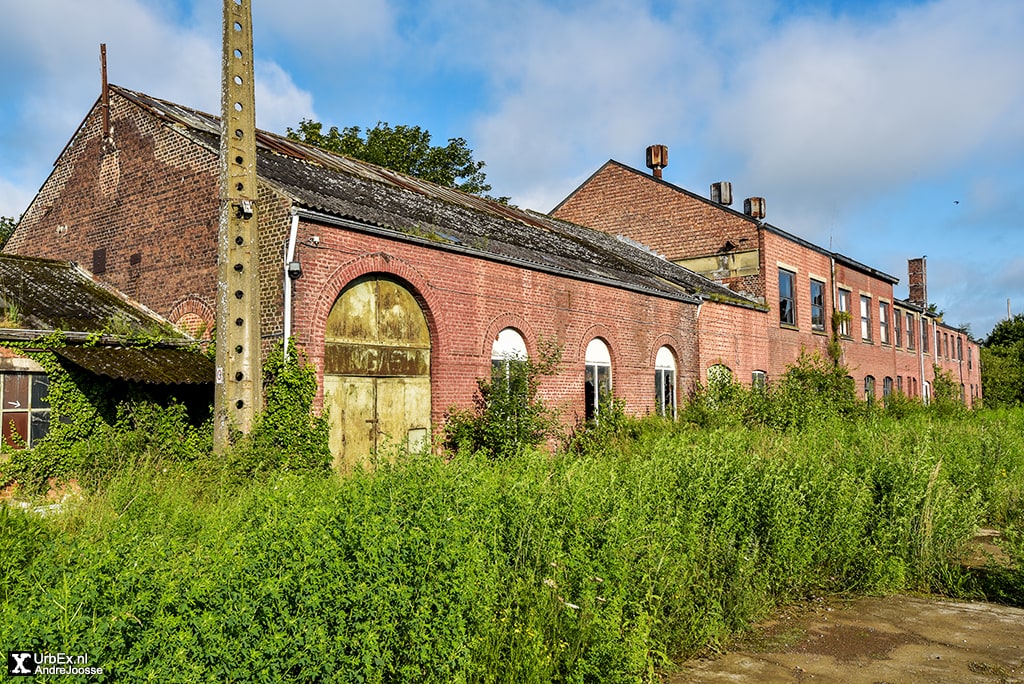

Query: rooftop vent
[711,182,733,206]
[646,144,668,179]
[743,197,766,219]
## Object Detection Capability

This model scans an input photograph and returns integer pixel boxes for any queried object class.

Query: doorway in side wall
[322,274,431,470]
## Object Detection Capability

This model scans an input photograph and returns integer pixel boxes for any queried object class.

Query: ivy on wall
[0,338,330,493]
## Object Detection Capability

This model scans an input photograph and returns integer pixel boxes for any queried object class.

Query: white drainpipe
[283,212,300,361]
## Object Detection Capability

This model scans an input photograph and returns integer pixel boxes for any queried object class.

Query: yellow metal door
[323,275,431,469]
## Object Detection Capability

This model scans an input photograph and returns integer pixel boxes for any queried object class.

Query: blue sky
[1,0,1021,339]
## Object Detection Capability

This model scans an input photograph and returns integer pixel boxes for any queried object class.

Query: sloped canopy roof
[109,86,760,308]
[0,254,212,384]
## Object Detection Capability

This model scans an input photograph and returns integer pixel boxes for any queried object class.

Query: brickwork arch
[481,313,538,358]
[305,253,446,368]
[168,295,214,339]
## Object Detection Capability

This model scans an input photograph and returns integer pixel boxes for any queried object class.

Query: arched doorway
[323,274,431,469]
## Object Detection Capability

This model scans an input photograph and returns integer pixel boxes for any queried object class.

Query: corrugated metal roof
[0,253,212,384]
[110,85,758,307]
[55,346,213,385]
[0,254,180,334]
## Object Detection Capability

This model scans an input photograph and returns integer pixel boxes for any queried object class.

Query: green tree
[981,314,1024,407]
[0,215,17,248]
[286,120,503,199]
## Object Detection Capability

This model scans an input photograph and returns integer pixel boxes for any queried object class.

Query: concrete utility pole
[214,0,262,450]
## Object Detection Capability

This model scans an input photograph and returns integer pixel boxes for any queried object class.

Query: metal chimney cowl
[744,197,766,219]
[646,144,668,179]
[711,182,733,206]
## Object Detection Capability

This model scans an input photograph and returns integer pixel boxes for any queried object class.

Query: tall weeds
[3,406,1023,682]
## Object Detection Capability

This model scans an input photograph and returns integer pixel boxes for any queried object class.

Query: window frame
[810,279,826,333]
[778,269,796,328]
[654,346,676,419]
[879,301,890,345]
[837,289,851,337]
[1,371,51,449]
[860,295,872,342]
[584,338,612,421]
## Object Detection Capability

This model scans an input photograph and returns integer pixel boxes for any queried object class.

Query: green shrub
[443,339,562,459]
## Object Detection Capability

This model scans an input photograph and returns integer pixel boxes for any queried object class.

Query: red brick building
[4,88,760,467]
[551,153,981,406]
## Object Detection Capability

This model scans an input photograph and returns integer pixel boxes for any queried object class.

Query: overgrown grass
[3,408,1023,682]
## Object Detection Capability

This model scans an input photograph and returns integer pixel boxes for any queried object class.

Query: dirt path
[671,594,1024,683]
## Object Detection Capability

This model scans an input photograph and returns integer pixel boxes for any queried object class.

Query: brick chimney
[646,145,668,179]
[908,257,927,308]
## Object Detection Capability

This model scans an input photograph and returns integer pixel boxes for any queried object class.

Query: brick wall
[552,162,760,264]
[696,301,770,385]
[287,219,703,428]
[7,93,220,327]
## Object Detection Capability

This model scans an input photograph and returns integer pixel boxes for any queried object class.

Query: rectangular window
[906,313,915,350]
[1,372,50,449]
[943,333,949,359]
[894,309,902,348]
[968,346,972,370]
[879,302,890,345]
[860,295,872,341]
[810,280,825,333]
[751,370,767,390]
[921,319,929,353]
[837,289,851,337]
[957,337,963,361]
[779,269,796,327]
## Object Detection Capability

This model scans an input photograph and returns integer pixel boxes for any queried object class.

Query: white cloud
[254,61,317,134]
[0,0,319,215]
[711,0,1024,234]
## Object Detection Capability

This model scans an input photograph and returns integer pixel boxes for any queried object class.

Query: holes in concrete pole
[234,155,244,165]
[235,345,243,353]
[234,263,244,272]
[234,102,243,112]
[235,371,244,381]
[236,182,244,192]
[234,129,243,139]
[235,236,244,245]
[235,317,244,326]
[233,22,243,32]
[234,49,243,59]
[236,400,244,409]
[234,290,244,299]
[234,75,243,86]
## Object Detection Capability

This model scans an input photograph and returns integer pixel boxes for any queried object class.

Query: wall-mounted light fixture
[286,260,302,280]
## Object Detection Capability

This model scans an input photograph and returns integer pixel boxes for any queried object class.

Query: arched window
[923,381,932,405]
[708,364,733,388]
[585,338,612,420]
[751,370,768,390]
[491,328,527,372]
[654,346,676,418]
[864,375,876,405]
